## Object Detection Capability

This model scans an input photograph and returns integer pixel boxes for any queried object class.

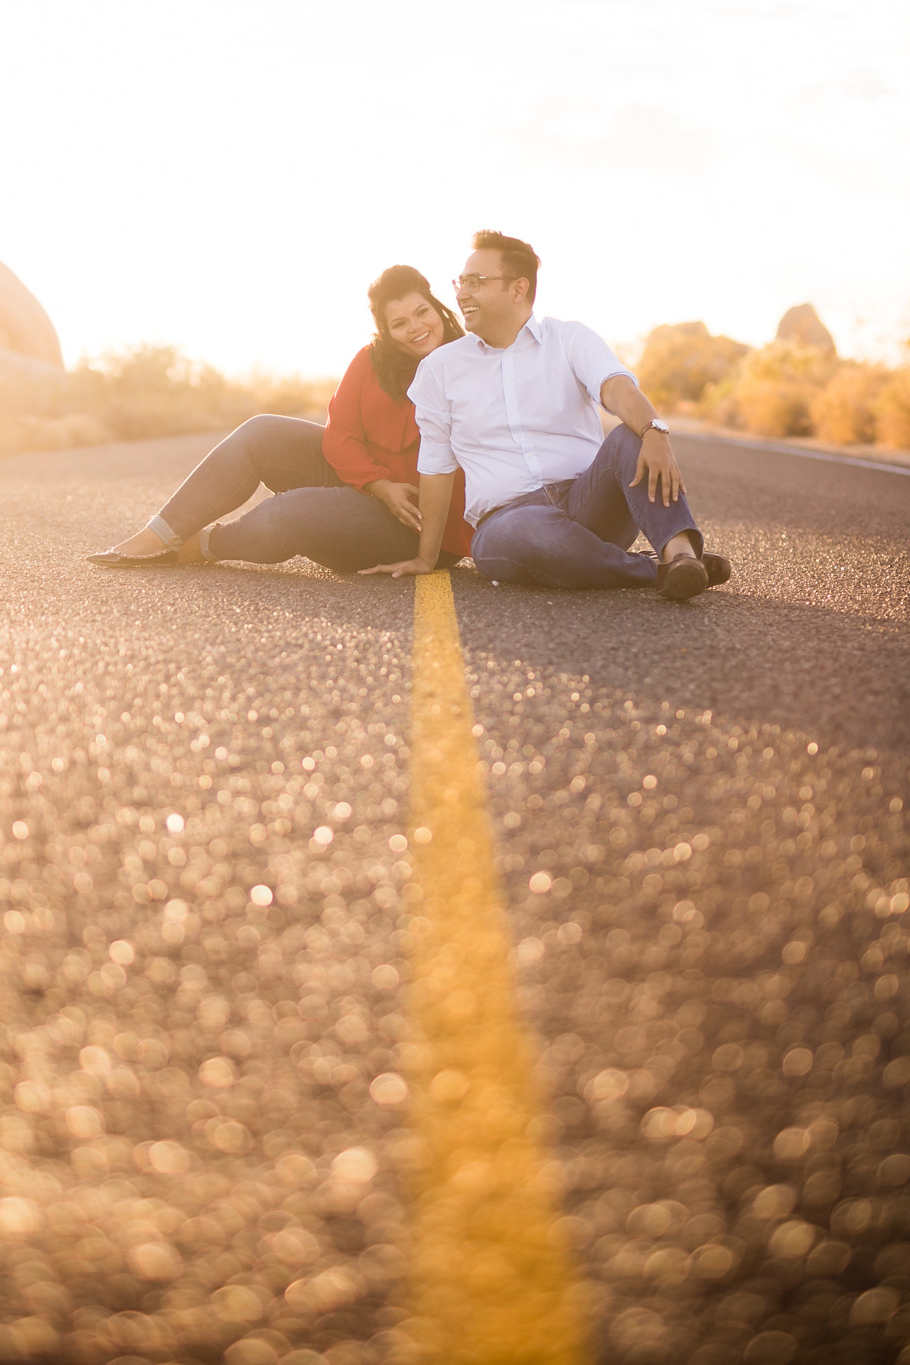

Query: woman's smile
[385,292,446,358]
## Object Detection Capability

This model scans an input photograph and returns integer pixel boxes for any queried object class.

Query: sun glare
[0,0,906,378]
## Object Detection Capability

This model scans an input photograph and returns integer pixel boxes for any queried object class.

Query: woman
[87,266,471,571]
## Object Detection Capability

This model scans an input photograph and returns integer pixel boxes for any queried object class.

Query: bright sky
[1,0,908,378]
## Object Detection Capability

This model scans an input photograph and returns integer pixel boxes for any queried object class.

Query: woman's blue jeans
[151,413,459,572]
[470,423,703,589]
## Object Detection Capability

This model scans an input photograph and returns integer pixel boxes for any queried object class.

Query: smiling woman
[367,267,463,407]
[86,265,472,574]
[384,295,446,359]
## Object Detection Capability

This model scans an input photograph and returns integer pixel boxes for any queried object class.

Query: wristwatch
[641,418,670,438]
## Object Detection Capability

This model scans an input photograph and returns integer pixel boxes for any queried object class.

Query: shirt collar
[468,312,541,354]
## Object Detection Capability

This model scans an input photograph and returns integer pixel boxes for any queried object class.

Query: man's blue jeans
[470,423,703,589]
[151,414,459,572]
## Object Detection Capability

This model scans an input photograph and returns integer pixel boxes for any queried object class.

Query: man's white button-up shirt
[410,314,637,528]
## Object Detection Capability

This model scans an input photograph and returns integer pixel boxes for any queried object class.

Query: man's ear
[511,276,530,304]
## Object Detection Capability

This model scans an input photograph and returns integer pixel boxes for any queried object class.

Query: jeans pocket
[545,480,573,512]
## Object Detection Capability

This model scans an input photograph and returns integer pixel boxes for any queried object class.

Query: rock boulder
[775,303,836,354]
[0,260,64,376]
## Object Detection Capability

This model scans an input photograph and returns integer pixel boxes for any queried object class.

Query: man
[362,230,729,600]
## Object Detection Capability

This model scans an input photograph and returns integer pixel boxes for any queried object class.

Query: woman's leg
[104,416,339,555]
[205,485,440,572]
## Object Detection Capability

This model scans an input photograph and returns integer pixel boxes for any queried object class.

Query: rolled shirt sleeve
[406,316,640,527]
[560,321,638,402]
[409,362,459,475]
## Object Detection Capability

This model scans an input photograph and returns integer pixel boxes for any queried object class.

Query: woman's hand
[358,557,434,578]
[363,479,422,531]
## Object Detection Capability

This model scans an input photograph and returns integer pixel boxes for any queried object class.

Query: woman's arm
[362,477,421,531]
[322,348,400,487]
[359,472,455,576]
[323,348,422,528]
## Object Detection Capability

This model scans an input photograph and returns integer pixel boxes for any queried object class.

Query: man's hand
[361,471,455,578]
[358,556,434,579]
[629,432,686,507]
[363,479,422,531]
[599,375,687,507]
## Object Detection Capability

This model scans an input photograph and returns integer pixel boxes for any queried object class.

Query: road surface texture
[0,431,908,1365]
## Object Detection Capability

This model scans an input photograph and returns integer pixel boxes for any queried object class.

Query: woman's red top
[322,345,472,559]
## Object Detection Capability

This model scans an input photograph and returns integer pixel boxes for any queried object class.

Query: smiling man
[362,230,729,600]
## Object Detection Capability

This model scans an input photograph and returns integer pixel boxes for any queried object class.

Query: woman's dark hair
[368,265,463,401]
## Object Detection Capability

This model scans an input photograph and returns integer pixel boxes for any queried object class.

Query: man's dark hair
[471,230,540,304]
[367,264,463,401]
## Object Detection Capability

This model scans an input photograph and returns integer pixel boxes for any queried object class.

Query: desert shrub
[732,378,813,437]
[246,371,338,418]
[697,373,741,427]
[637,321,749,411]
[873,365,910,449]
[810,363,889,444]
[0,344,337,457]
[715,341,837,438]
[12,413,111,451]
[66,345,263,440]
[736,340,837,389]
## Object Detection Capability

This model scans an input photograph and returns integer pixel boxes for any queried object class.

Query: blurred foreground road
[0,432,909,1365]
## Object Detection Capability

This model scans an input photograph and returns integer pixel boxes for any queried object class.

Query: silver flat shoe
[86,549,180,566]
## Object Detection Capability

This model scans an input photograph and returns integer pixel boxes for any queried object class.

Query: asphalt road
[0,431,908,1365]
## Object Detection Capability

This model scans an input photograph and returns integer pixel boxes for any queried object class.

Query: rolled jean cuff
[198,525,222,562]
[655,523,703,559]
[146,514,182,547]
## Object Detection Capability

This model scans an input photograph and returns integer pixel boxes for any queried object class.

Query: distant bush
[729,377,814,438]
[872,364,910,449]
[0,344,337,458]
[637,312,909,451]
[810,363,889,445]
[636,322,749,412]
[700,341,836,439]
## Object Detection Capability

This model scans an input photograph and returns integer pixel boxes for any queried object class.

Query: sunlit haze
[2,0,907,377]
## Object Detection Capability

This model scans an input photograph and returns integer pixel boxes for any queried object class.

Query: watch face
[653,420,669,433]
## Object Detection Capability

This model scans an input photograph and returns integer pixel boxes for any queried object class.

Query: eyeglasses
[452,274,514,294]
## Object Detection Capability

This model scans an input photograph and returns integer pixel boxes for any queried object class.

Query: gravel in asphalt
[0,433,907,1364]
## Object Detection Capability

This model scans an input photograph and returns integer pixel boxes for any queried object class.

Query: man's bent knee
[598,421,642,470]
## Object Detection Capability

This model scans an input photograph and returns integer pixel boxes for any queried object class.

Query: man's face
[455,248,522,340]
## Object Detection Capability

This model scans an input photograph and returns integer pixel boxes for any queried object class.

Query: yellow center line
[396,571,588,1363]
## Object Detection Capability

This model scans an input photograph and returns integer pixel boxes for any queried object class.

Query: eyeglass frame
[451,274,516,294]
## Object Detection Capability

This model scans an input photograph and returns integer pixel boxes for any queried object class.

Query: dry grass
[873,365,910,448]
[643,325,910,451]
[699,341,837,440]
[0,345,337,459]
[810,363,890,445]
[5,333,910,459]
[636,323,748,413]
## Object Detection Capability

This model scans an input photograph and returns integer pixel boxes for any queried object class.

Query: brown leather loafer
[702,551,731,587]
[656,554,710,601]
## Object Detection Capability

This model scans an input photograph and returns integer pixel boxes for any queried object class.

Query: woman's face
[384,292,446,359]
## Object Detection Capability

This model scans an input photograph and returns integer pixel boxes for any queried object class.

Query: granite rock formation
[776,303,836,354]
[0,260,64,377]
